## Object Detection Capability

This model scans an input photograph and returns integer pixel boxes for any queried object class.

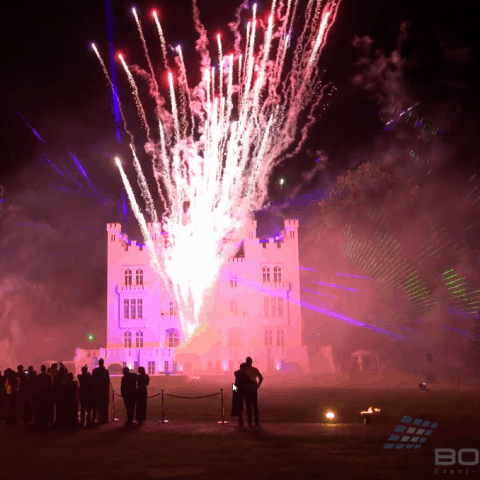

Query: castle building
[75,219,309,374]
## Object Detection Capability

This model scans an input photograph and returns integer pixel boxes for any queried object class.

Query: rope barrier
[112,386,228,424]
[164,392,220,399]
[113,392,162,399]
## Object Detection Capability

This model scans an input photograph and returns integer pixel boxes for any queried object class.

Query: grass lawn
[1,380,479,480]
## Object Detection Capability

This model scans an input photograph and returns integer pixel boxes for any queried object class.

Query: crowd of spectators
[0,358,111,427]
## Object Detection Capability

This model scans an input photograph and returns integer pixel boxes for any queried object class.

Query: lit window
[172,361,177,373]
[230,275,237,288]
[125,269,132,286]
[274,266,282,283]
[278,297,284,317]
[136,269,144,285]
[166,329,180,348]
[264,329,272,346]
[137,299,143,319]
[228,331,242,347]
[124,331,132,348]
[124,299,129,319]
[271,297,277,318]
[136,331,144,348]
[277,329,285,346]
[262,267,271,283]
[164,361,169,373]
[147,361,155,375]
[131,299,136,319]
[264,297,270,318]
[230,300,238,315]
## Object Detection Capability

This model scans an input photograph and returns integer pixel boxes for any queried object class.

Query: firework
[93,0,341,338]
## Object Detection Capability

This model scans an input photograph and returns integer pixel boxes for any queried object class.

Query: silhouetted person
[92,358,110,424]
[63,373,79,427]
[16,365,30,423]
[36,365,53,426]
[243,357,263,426]
[232,362,249,426]
[121,367,137,425]
[49,363,58,423]
[136,366,150,425]
[5,369,19,424]
[0,369,6,422]
[77,366,94,427]
[54,364,68,425]
[28,366,38,423]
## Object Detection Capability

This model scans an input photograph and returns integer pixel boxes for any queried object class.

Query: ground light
[323,407,338,423]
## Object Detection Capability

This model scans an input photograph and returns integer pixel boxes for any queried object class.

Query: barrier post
[111,384,119,422]
[158,389,169,423]
[217,388,229,425]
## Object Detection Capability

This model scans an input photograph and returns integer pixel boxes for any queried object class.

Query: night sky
[1,0,478,363]
[3,0,478,184]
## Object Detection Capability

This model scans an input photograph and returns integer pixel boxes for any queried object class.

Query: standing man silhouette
[243,357,263,426]
[135,366,149,425]
[92,358,110,424]
[232,362,248,426]
[120,367,137,426]
[77,366,94,427]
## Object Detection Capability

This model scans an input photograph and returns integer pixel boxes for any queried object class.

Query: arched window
[169,301,177,317]
[137,299,143,319]
[262,267,270,283]
[271,297,277,318]
[228,330,242,347]
[264,329,272,346]
[130,299,136,319]
[230,300,238,315]
[230,275,237,288]
[136,331,144,348]
[136,269,143,285]
[274,266,282,283]
[277,329,285,347]
[264,297,270,318]
[166,329,180,348]
[278,297,284,317]
[124,331,132,348]
[125,269,132,286]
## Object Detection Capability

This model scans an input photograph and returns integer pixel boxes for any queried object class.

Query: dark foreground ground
[1,380,479,480]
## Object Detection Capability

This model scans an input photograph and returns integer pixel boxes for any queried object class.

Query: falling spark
[152,10,169,69]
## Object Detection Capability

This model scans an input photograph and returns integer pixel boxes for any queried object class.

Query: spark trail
[93,0,341,338]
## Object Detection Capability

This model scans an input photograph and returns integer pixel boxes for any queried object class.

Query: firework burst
[92,0,341,338]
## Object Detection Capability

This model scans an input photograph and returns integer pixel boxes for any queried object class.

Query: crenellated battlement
[107,223,122,232]
[284,219,299,228]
